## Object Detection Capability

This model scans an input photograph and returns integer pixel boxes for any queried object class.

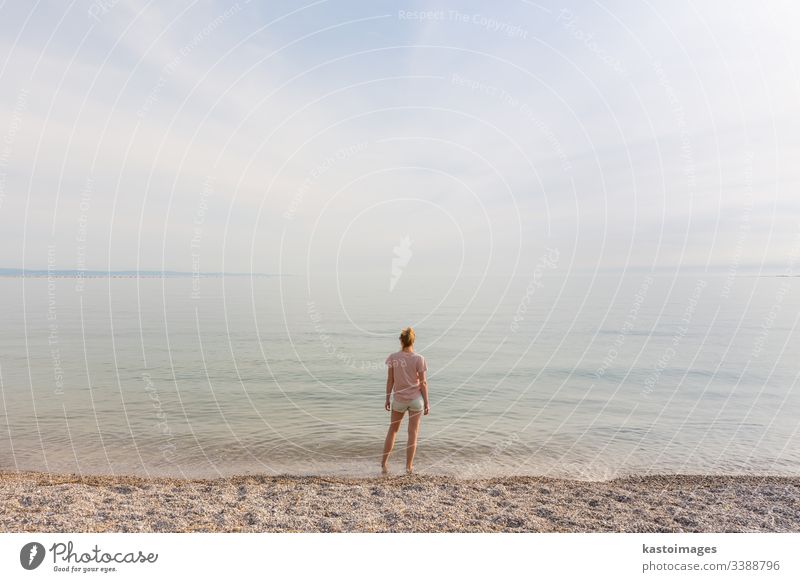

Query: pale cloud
[1,0,798,275]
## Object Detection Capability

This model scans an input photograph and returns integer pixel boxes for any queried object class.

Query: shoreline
[2,471,798,532]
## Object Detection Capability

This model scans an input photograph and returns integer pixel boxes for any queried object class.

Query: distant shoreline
[0,269,281,278]
[2,470,797,532]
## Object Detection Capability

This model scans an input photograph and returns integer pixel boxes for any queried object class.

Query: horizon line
[0,268,286,278]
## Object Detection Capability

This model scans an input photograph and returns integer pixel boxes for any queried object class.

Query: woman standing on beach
[381,327,430,474]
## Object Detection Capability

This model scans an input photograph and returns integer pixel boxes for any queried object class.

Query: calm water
[0,272,798,479]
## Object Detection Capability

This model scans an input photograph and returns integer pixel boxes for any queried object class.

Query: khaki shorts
[391,396,424,413]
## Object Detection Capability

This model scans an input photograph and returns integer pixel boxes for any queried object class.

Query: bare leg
[382,410,404,473]
[406,410,422,473]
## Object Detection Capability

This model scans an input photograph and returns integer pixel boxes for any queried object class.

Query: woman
[381,327,429,474]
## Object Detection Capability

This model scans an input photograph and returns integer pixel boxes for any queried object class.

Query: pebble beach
[2,471,798,533]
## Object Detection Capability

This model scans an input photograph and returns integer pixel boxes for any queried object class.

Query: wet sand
[1,471,798,532]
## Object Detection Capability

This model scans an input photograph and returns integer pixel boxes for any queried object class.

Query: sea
[0,270,798,480]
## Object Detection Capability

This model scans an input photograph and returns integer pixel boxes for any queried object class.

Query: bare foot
[406,467,413,474]
[381,465,389,475]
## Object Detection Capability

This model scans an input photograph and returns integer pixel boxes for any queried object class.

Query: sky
[0,0,799,278]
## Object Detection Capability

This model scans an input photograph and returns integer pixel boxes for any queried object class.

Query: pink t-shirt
[385,351,427,401]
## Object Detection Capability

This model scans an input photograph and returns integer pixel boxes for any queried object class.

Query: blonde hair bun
[399,327,415,348]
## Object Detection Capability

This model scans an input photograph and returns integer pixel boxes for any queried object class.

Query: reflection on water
[0,273,798,479]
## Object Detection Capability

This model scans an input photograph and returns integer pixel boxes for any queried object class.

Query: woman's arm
[419,370,429,415]
[385,366,393,411]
